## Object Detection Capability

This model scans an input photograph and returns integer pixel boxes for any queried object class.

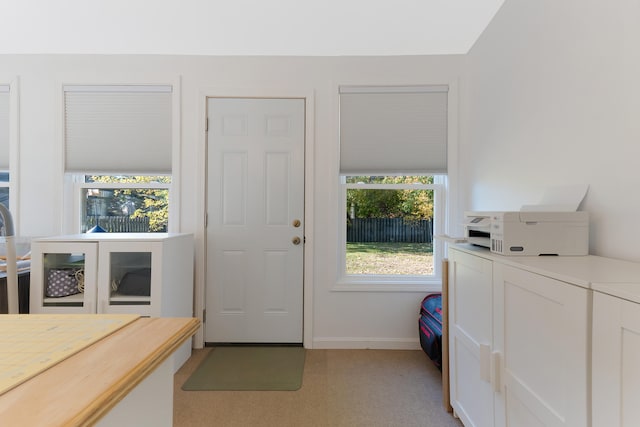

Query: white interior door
[205,97,304,343]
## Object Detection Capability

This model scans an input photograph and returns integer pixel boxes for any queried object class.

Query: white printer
[464,211,589,256]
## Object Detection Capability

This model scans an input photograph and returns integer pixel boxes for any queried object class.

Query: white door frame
[194,87,315,349]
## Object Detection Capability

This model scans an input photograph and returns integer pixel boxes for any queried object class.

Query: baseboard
[312,337,421,350]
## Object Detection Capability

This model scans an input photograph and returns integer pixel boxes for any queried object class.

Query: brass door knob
[292,219,301,228]
[292,236,301,245]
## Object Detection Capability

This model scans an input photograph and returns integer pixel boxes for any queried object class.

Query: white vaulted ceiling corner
[1,0,505,56]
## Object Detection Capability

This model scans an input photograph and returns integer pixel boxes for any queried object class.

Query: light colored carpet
[173,348,463,427]
[181,346,305,391]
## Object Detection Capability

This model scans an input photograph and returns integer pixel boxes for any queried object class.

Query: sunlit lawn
[346,242,434,275]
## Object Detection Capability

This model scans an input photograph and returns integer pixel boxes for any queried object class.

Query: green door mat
[182,346,306,391]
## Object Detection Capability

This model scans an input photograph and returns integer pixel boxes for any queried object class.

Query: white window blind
[339,85,448,175]
[0,85,9,170]
[64,85,172,173]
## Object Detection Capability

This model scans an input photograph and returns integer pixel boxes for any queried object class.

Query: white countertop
[591,283,640,304]
[450,244,640,298]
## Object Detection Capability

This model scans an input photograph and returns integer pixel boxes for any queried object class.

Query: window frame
[335,174,446,292]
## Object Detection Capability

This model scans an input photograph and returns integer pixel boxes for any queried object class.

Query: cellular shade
[0,85,9,170]
[339,85,448,175]
[64,85,172,173]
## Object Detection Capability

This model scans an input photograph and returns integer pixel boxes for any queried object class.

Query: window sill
[333,276,442,293]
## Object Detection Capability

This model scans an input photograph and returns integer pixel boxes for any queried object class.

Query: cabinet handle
[479,344,491,382]
[491,351,501,393]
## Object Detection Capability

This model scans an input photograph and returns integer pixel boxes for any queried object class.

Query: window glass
[81,175,170,233]
[343,176,440,281]
[0,172,9,209]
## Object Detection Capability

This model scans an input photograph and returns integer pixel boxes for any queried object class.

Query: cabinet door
[592,292,640,427]
[29,242,98,313]
[97,241,158,316]
[449,248,495,427]
[493,264,589,427]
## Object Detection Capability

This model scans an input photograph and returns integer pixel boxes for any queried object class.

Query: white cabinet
[448,248,496,427]
[30,233,195,371]
[493,263,589,427]
[447,245,626,427]
[592,287,640,427]
[30,233,194,318]
[30,241,100,314]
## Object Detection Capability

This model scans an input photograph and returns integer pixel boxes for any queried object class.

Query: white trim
[169,76,182,233]
[196,86,315,349]
[446,78,461,237]
[333,283,443,293]
[63,85,172,93]
[76,181,171,190]
[345,183,438,190]
[194,92,207,349]
[339,85,449,94]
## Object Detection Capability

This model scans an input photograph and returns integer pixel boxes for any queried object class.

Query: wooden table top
[0,315,199,426]
[0,314,141,395]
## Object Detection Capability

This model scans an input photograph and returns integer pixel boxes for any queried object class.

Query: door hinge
[203,309,206,323]
[205,117,209,132]
[204,212,208,228]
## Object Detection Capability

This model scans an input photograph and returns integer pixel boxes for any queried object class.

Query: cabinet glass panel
[109,252,152,306]
[42,252,86,307]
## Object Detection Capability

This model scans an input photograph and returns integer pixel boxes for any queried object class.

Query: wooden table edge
[0,316,200,427]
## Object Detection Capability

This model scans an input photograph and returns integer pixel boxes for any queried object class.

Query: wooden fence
[347,218,432,243]
[84,216,150,233]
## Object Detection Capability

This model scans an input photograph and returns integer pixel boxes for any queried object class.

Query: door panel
[593,292,640,426]
[494,264,589,427]
[448,249,495,427]
[205,97,304,343]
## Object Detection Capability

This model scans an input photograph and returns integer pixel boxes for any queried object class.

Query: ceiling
[1,0,505,56]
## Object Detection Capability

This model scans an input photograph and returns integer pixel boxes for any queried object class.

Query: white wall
[0,54,463,348]
[460,0,640,262]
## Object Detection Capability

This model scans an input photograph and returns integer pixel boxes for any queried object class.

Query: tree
[346,176,434,220]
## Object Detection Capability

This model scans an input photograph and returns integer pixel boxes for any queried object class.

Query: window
[0,85,10,210]
[0,173,9,209]
[0,172,10,246]
[339,175,445,289]
[338,85,448,290]
[78,175,170,233]
[63,84,175,233]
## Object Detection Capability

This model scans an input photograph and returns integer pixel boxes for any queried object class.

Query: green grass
[346,242,434,275]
